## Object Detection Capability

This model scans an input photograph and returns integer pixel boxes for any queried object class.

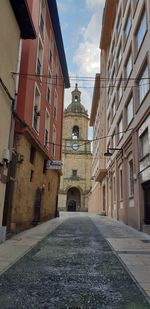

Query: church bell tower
[58,84,92,212]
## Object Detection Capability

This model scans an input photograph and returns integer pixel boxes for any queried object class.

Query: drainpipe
[2,39,23,231]
[9,39,22,154]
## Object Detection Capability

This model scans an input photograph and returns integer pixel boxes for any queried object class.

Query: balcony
[95,169,107,182]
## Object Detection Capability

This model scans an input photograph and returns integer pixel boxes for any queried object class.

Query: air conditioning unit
[2,149,10,164]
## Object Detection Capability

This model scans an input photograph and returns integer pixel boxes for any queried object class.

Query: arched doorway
[67,187,81,211]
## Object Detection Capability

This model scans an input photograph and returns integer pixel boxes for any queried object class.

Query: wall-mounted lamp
[104,147,123,157]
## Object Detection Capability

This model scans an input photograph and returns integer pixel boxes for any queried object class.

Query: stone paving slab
[89,214,150,301]
[107,238,150,252]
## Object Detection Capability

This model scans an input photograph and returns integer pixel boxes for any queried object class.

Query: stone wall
[11,134,59,232]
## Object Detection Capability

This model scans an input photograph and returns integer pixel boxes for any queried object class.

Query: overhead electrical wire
[46,127,134,149]
[11,72,144,148]
[12,72,150,82]
[12,74,150,90]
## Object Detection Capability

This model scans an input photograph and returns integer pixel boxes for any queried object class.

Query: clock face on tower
[71,143,79,151]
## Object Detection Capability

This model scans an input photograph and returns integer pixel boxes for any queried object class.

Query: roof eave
[90,74,100,126]
[47,0,70,89]
[9,0,36,40]
[100,0,117,49]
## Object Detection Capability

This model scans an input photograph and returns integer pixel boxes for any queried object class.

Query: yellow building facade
[58,85,92,211]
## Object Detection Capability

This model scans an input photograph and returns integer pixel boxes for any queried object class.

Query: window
[56,56,59,88]
[126,97,133,125]
[30,146,36,164]
[72,126,79,139]
[49,31,54,68]
[119,168,123,200]
[45,111,50,146]
[123,0,128,11]
[49,50,52,66]
[107,114,111,132]
[137,64,149,104]
[46,71,51,103]
[52,126,56,157]
[117,43,122,69]
[33,85,40,132]
[108,86,111,103]
[36,38,43,77]
[43,159,47,174]
[140,129,149,159]
[112,132,116,149]
[133,0,139,12]
[39,0,45,38]
[124,10,131,41]
[53,90,58,120]
[107,61,111,79]
[112,99,116,119]
[129,159,134,196]
[117,12,122,35]
[30,170,34,182]
[118,117,123,141]
[111,39,115,57]
[111,68,115,86]
[72,170,77,177]
[135,10,147,51]
[125,51,132,79]
[118,79,123,103]
[113,175,116,202]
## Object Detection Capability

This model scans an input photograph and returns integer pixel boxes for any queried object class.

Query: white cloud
[86,0,105,10]
[64,0,105,117]
[73,10,100,76]
[57,2,67,13]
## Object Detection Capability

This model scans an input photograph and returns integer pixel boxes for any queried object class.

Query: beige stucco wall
[88,182,101,213]
[90,0,150,232]
[0,0,20,225]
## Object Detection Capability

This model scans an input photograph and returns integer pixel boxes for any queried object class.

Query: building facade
[88,0,150,232]
[88,71,107,214]
[3,0,69,233]
[58,85,92,212]
[0,0,35,242]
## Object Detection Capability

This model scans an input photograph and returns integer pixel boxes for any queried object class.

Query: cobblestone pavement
[0,216,150,309]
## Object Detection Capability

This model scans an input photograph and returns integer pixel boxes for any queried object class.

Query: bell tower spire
[71,83,81,103]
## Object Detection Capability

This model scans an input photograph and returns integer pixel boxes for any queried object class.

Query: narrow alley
[0,213,150,308]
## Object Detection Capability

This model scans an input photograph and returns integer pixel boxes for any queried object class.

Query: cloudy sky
[57,0,105,116]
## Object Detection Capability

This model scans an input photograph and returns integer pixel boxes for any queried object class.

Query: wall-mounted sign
[72,143,79,151]
[47,160,62,170]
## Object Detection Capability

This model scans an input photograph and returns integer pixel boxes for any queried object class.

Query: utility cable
[14,74,150,90]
